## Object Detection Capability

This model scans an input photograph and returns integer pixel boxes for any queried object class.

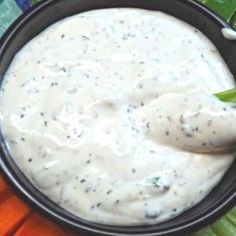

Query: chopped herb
[164,185,170,191]
[153,177,160,187]
[85,187,92,193]
[106,189,113,195]
[82,35,90,40]
[61,67,67,73]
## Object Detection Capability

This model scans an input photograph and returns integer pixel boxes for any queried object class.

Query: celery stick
[228,207,236,218]
[193,227,217,236]
[226,207,236,227]
[226,214,236,227]
[211,218,236,236]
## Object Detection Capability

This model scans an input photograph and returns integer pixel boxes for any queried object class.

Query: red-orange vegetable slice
[14,213,67,236]
[0,175,8,194]
[0,196,30,236]
[62,228,79,236]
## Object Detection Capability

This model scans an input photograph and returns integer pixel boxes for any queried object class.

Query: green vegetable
[226,208,236,227]
[32,0,41,5]
[215,88,236,103]
[211,217,236,236]
[193,227,217,236]
[230,10,236,29]
[201,0,236,21]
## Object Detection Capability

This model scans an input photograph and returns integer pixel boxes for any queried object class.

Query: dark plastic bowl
[0,0,236,235]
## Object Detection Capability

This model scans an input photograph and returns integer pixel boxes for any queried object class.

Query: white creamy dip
[0,8,235,225]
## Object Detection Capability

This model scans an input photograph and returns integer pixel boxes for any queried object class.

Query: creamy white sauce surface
[0,9,235,225]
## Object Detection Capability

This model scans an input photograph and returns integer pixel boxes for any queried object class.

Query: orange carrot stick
[14,213,67,236]
[0,196,30,236]
[0,175,8,194]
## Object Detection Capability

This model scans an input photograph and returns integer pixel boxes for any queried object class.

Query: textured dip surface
[0,8,235,225]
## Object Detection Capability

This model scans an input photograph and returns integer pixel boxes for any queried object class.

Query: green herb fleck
[153,177,160,188]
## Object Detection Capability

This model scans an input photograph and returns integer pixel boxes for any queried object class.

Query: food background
[0,0,235,235]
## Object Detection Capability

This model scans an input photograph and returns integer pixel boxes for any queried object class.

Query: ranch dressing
[0,9,235,225]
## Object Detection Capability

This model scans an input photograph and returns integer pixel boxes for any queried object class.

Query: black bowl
[0,0,236,235]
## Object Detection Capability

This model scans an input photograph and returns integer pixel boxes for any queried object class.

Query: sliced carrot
[0,175,8,194]
[14,213,66,236]
[0,196,30,236]
[62,228,78,236]
[0,175,12,203]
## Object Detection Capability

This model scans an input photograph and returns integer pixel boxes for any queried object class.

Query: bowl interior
[0,0,236,235]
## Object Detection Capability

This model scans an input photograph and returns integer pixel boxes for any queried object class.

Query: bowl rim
[0,0,235,235]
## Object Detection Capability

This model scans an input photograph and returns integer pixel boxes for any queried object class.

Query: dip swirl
[0,8,235,225]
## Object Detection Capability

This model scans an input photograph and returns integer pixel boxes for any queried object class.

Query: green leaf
[32,0,41,5]
[193,227,217,236]
[211,217,236,236]
[226,207,236,227]
[230,10,236,29]
[215,88,236,103]
[201,0,236,21]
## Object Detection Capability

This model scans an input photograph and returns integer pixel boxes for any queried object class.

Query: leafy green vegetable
[230,10,236,29]
[226,208,236,227]
[193,227,217,236]
[211,217,236,236]
[215,88,236,103]
[32,0,41,5]
[201,0,236,21]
